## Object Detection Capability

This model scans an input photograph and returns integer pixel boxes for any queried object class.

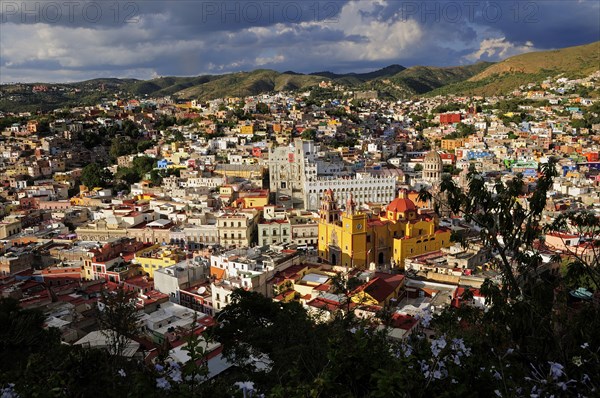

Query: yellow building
[318,190,451,269]
[235,190,269,209]
[441,138,465,151]
[240,125,254,135]
[133,245,186,278]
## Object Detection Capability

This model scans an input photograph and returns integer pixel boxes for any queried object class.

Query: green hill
[387,63,494,93]
[357,62,493,100]
[171,69,326,99]
[310,64,406,83]
[429,41,600,96]
[1,41,598,112]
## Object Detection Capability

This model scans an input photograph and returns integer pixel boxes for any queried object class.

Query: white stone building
[304,173,397,210]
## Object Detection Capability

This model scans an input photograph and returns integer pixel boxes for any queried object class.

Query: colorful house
[133,245,186,279]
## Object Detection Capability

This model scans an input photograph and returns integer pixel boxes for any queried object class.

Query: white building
[304,173,397,210]
[209,246,301,311]
[153,260,208,302]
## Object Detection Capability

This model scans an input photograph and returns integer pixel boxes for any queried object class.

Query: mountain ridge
[1,40,598,112]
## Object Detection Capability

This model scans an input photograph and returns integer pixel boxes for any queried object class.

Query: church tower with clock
[318,191,368,268]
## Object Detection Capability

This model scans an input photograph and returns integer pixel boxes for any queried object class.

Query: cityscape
[0,1,599,397]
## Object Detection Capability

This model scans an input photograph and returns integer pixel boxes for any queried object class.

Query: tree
[419,159,559,299]
[255,102,269,114]
[0,298,151,397]
[121,120,140,138]
[212,289,396,397]
[81,130,104,149]
[132,156,156,179]
[115,167,140,185]
[549,210,600,290]
[414,163,423,172]
[301,128,317,141]
[97,287,141,359]
[137,140,155,153]
[109,138,136,161]
[149,169,163,186]
[81,162,112,190]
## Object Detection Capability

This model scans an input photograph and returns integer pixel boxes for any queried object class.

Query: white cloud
[465,37,539,62]
[255,55,285,66]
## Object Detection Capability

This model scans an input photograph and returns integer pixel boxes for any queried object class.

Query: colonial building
[268,139,316,207]
[216,209,259,248]
[317,189,451,269]
[257,206,318,247]
[304,173,397,211]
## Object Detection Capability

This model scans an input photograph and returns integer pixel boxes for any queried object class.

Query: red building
[439,113,461,124]
[584,152,599,162]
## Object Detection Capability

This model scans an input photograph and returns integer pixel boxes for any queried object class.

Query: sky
[0,0,599,83]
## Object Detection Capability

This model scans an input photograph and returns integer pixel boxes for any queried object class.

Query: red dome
[387,197,417,213]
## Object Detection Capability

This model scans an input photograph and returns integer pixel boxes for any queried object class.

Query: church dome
[423,150,443,168]
[387,197,417,213]
[422,150,443,182]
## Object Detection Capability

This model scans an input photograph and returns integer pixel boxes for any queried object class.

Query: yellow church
[317,189,451,269]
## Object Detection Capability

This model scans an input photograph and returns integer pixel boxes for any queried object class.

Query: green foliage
[81,162,113,189]
[420,159,559,299]
[98,287,142,359]
[549,210,600,290]
[115,167,140,185]
[433,102,462,114]
[110,138,137,161]
[137,140,156,153]
[149,169,163,186]
[155,115,178,130]
[81,130,105,149]
[212,289,398,397]
[301,128,317,141]
[255,102,270,114]
[121,120,141,138]
[0,116,27,131]
[165,131,185,143]
[132,156,156,178]
[444,123,476,139]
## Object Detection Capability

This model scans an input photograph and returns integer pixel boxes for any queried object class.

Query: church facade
[317,189,452,269]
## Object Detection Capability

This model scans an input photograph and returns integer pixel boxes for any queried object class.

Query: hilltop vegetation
[1,41,598,112]
[387,62,494,93]
[429,41,600,96]
[172,69,326,99]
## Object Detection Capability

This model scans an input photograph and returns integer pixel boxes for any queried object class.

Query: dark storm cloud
[0,0,598,82]
[0,0,349,29]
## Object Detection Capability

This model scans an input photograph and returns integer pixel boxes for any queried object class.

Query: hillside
[429,41,600,96]
[387,62,494,93]
[356,62,494,100]
[172,69,327,99]
[1,41,598,112]
[310,64,406,83]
